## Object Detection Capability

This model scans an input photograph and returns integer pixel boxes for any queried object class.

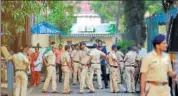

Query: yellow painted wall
[31,35,115,52]
[31,35,49,47]
[61,37,114,52]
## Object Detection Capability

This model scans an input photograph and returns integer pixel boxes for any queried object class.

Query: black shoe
[78,92,84,94]
[88,91,95,93]
[59,80,62,83]
[52,91,58,94]
[84,87,89,89]
[124,91,128,93]
[105,86,109,89]
[41,80,45,82]
[115,91,120,93]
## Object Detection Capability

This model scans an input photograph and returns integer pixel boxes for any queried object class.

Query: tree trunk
[124,0,146,44]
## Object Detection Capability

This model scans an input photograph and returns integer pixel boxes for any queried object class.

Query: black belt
[73,61,79,63]
[110,65,118,68]
[125,65,135,67]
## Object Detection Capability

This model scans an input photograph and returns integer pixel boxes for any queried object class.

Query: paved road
[27,81,139,96]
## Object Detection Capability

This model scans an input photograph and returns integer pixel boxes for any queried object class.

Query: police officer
[42,44,57,93]
[9,45,30,96]
[61,45,73,94]
[140,34,178,96]
[71,43,81,85]
[98,40,109,88]
[135,43,147,92]
[88,44,106,91]
[79,42,92,93]
[108,44,120,93]
[124,46,139,93]
[116,46,124,84]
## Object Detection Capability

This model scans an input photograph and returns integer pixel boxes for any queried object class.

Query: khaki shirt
[90,48,105,64]
[71,50,81,62]
[124,51,139,66]
[60,51,71,66]
[140,51,173,82]
[79,47,90,65]
[44,50,56,65]
[116,50,124,62]
[108,51,118,66]
[11,52,30,70]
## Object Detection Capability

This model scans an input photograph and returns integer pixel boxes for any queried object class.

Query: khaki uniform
[140,51,173,96]
[108,51,120,92]
[71,49,81,84]
[79,47,92,92]
[116,50,124,72]
[124,50,139,92]
[116,50,124,84]
[88,48,106,90]
[11,52,30,96]
[61,51,72,92]
[42,50,57,92]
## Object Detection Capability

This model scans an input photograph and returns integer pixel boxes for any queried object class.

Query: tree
[34,1,75,34]
[1,1,44,51]
[1,1,75,52]
[90,1,120,23]
[124,0,146,44]
[90,1,127,34]
[90,1,166,44]
[145,1,164,16]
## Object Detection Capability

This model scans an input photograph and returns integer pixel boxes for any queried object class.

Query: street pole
[115,1,120,44]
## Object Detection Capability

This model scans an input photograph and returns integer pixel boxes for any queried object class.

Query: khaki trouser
[73,62,81,84]
[120,62,124,73]
[79,65,90,92]
[88,64,102,91]
[110,67,119,92]
[124,67,135,92]
[14,71,28,96]
[119,62,124,83]
[145,83,171,96]
[43,66,57,91]
[62,66,71,92]
[117,67,121,84]
[84,72,89,88]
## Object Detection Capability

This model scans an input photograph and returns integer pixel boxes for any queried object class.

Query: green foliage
[1,1,48,35]
[144,0,164,15]
[35,1,75,34]
[117,40,134,54]
[89,1,127,33]
[124,0,146,43]
[2,1,75,36]
[90,1,119,22]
